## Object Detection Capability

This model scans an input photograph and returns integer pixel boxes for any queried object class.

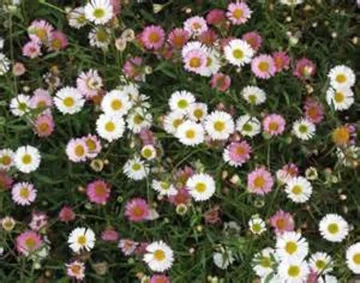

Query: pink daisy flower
[303,97,324,124]
[211,73,231,92]
[22,40,42,58]
[269,210,295,235]
[125,198,150,222]
[276,163,299,184]
[141,25,165,50]
[223,141,252,167]
[66,138,88,163]
[101,229,119,242]
[118,239,138,256]
[29,211,48,231]
[66,261,85,281]
[272,51,290,72]
[168,187,191,206]
[76,69,103,99]
[122,56,144,82]
[168,28,190,49]
[12,62,26,76]
[139,128,155,146]
[251,54,276,79]
[226,2,252,25]
[199,29,218,46]
[247,167,274,195]
[12,182,37,206]
[242,31,262,52]
[0,170,13,190]
[206,9,226,25]
[86,180,111,205]
[28,19,54,44]
[134,241,149,256]
[183,48,207,74]
[49,30,68,51]
[150,274,170,283]
[30,88,53,112]
[59,206,75,223]
[262,114,286,136]
[16,230,43,256]
[33,114,55,137]
[82,134,102,159]
[293,57,316,79]
[184,16,208,36]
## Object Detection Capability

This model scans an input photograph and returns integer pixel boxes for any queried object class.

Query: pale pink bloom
[59,206,75,222]
[269,210,295,235]
[28,19,54,44]
[276,163,299,184]
[226,2,252,25]
[141,25,165,50]
[139,129,155,146]
[168,28,190,49]
[66,261,85,280]
[86,180,111,205]
[168,187,191,206]
[34,114,55,137]
[242,31,262,52]
[303,97,324,124]
[122,56,144,82]
[29,211,48,231]
[251,54,276,79]
[12,62,26,76]
[150,274,170,283]
[12,182,37,206]
[49,30,68,51]
[183,49,207,74]
[16,230,43,256]
[125,198,150,222]
[247,167,274,195]
[223,141,252,167]
[118,239,138,256]
[101,229,119,242]
[293,57,316,79]
[30,88,53,111]
[184,16,208,36]
[199,29,218,46]
[262,114,286,136]
[272,51,290,72]
[134,242,149,256]
[211,73,231,92]
[76,69,103,99]
[22,40,42,58]
[206,9,226,25]
[65,138,88,163]
[82,134,102,159]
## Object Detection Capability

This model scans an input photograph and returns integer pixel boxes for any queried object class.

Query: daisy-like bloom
[169,90,196,114]
[68,227,96,253]
[84,0,113,25]
[14,145,41,173]
[82,134,102,159]
[184,16,208,36]
[163,111,185,134]
[251,54,276,79]
[150,274,170,283]
[66,261,85,281]
[224,39,254,67]
[86,180,111,205]
[0,149,14,171]
[123,157,149,181]
[328,65,356,89]
[49,30,68,51]
[144,241,174,272]
[204,111,235,140]
[30,88,53,112]
[199,29,218,46]
[0,53,10,75]
[126,108,153,134]
[270,210,295,235]
[346,242,360,274]
[337,145,360,168]
[276,231,309,260]
[304,98,324,124]
[16,230,43,256]
[89,27,111,50]
[152,180,177,197]
[59,206,75,223]
[122,56,144,81]
[66,138,88,163]
[242,31,262,51]
[34,114,55,137]
[9,94,30,117]
[226,2,252,25]
[326,87,354,111]
[67,7,87,29]
[168,28,190,49]
[241,86,266,105]
[22,40,42,59]
[28,20,53,43]
[247,167,274,195]
[2,216,16,231]
[96,113,125,142]
[77,69,103,99]
[186,173,216,201]
[12,62,26,76]
[101,89,131,116]
[125,198,150,222]
[141,145,156,160]
[252,248,277,278]
[187,102,208,122]
[272,51,290,72]
[276,163,299,184]
[12,182,36,206]
[199,48,221,77]
[206,9,226,25]
[29,212,48,231]
[292,118,316,141]
[183,47,208,75]
[249,215,266,235]
[285,176,312,203]
[141,25,165,50]
[213,249,235,270]
[278,258,309,282]
[332,126,351,146]
[294,57,316,79]
[309,252,333,275]
[319,214,349,243]
[101,229,119,242]
[262,114,286,136]
[223,141,251,167]
[236,114,261,138]
[176,120,205,146]
[211,73,231,92]
[118,239,139,256]
[54,87,84,115]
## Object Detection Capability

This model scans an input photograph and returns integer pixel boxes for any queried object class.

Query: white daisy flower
[10,94,31,117]
[101,90,132,116]
[309,252,333,274]
[183,16,208,36]
[140,145,157,160]
[122,83,140,102]
[14,145,41,174]
[319,214,349,243]
[67,7,87,29]
[204,111,235,140]
[187,102,208,122]
[292,118,316,141]
[96,113,125,142]
[252,248,277,279]
[175,120,205,146]
[213,249,235,270]
[326,87,354,111]
[126,108,152,133]
[285,176,312,203]
[241,86,266,105]
[328,65,356,89]
[143,241,174,272]
[0,149,14,170]
[224,39,254,67]
[276,231,309,260]
[163,111,185,134]
[169,90,196,114]
[123,157,149,181]
[278,258,310,283]
[11,182,37,206]
[199,49,221,77]
[54,87,84,115]
[249,215,266,235]
[0,53,10,75]
[346,242,360,274]
[84,0,113,25]
[186,173,216,201]
[68,227,96,253]
[152,180,178,197]
[236,114,261,138]
[89,27,111,50]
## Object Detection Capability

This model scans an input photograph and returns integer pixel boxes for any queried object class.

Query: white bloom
[12,182,36,206]
[346,242,360,274]
[213,249,235,270]
[68,227,96,253]
[101,89,132,116]
[54,87,85,114]
[163,111,185,134]
[186,173,216,201]
[0,149,14,170]
[176,120,204,146]
[199,49,221,77]
[276,231,309,260]
[224,39,254,67]
[292,119,316,141]
[96,113,125,142]
[0,53,10,75]
[252,248,277,278]
[140,145,157,160]
[336,145,360,167]
[241,86,266,105]
[14,145,41,173]
[236,115,261,137]
[84,0,113,25]
[204,111,235,140]
[309,252,333,274]
[285,176,312,203]
[68,7,87,29]
[143,241,174,272]
[326,87,354,111]
[328,65,356,89]
[248,215,266,235]
[318,275,338,283]
[123,157,149,181]
[183,16,208,36]
[126,108,152,133]
[278,258,310,283]
[319,214,349,242]
[187,102,208,122]
[169,90,196,114]
[152,180,178,197]
[88,27,111,50]
[10,94,31,117]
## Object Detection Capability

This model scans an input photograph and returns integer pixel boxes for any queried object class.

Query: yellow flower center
[148,31,160,43]
[18,102,28,112]
[327,223,339,234]
[315,260,326,270]
[86,139,96,151]
[77,235,87,245]
[71,264,82,275]
[233,8,244,19]
[185,129,195,139]
[195,182,206,193]
[93,8,105,19]
[142,148,153,159]
[214,121,225,132]
[292,185,303,195]
[236,146,246,155]
[248,94,257,104]
[94,184,107,197]
[335,74,346,83]
[233,49,244,59]
[75,145,85,157]
[259,256,271,268]
[19,187,30,198]
[173,119,183,129]
[243,123,253,132]
[353,253,360,265]
[332,127,350,145]
[25,237,36,249]
[22,154,32,165]
[258,62,269,72]
[298,125,308,133]
[254,176,265,188]
[63,97,75,107]
[36,29,47,41]
[132,163,141,171]
[38,122,49,133]
[285,241,298,254]
[1,155,11,166]
[189,57,201,68]
[288,265,300,277]
[133,114,144,125]
[96,29,109,42]
[268,122,279,132]
[252,223,262,233]
[51,38,62,50]
[334,91,344,103]
[105,121,115,132]
[111,99,122,110]
[194,109,204,119]
[153,249,166,261]
[177,99,188,109]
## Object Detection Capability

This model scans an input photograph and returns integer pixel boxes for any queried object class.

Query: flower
[83,134,102,159]
[143,241,174,272]
[150,274,170,283]
[30,88,53,112]
[269,210,295,235]
[319,214,349,242]
[294,57,316,79]
[241,86,266,105]
[211,73,231,92]
[14,145,41,173]
[29,212,48,231]
[140,145,156,160]
[187,102,208,122]
[326,87,354,111]
[169,90,195,113]
[68,7,87,29]
[176,120,205,146]
[126,108,153,133]
[242,31,262,51]
[183,46,208,75]
[101,229,119,242]
[77,69,103,99]
[28,19,53,43]
[224,39,254,67]
[84,0,113,25]
[346,242,360,274]
[206,9,226,25]
[125,198,150,222]
[252,248,277,278]
[184,16,208,36]
[12,182,36,206]
[168,28,189,49]
[49,30,68,51]
[59,206,75,222]
[96,113,126,142]
[226,2,252,25]
[12,62,26,76]
[0,171,13,190]
[66,261,85,280]
[2,216,16,231]
[54,87,85,114]
[272,51,290,72]
[304,98,324,124]
[328,65,356,89]
[332,126,351,146]
[0,149,14,171]
[213,249,235,269]
[163,111,185,134]
[34,114,55,137]
[66,138,88,163]
[276,163,299,184]
[10,94,31,117]
[262,114,286,136]
[223,141,251,167]
[101,89,132,116]
[247,167,274,195]
[278,258,310,282]
[118,239,138,255]
[236,115,261,137]
[292,118,316,141]
[16,231,43,256]
[86,180,111,205]
[141,25,165,50]
[204,110,235,140]
[186,173,216,201]
[122,56,144,81]
[249,215,266,235]
[68,227,96,253]
[22,40,42,58]
[285,176,313,203]
[276,231,309,260]
[251,54,276,79]
[309,252,333,274]
[89,27,111,50]
[123,157,149,180]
